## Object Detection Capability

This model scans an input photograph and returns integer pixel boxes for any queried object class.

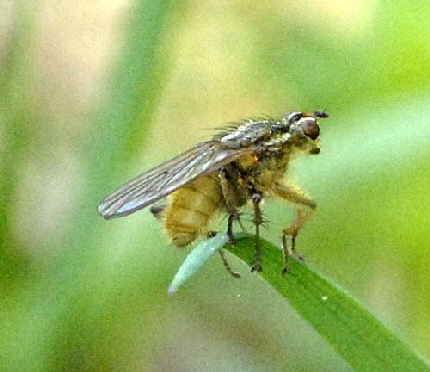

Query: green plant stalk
[225,234,430,372]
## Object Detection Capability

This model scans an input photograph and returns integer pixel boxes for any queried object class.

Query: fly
[98,110,329,273]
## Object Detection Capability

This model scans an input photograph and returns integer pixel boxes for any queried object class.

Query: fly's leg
[283,208,313,256]
[150,204,166,219]
[219,166,242,244]
[273,182,316,274]
[226,213,246,241]
[251,192,264,272]
[218,166,243,276]
[205,229,240,279]
[218,249,241,278]
[227,214,236,244]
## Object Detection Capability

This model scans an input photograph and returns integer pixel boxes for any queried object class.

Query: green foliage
[226,234,430,372]
[1,0,430,370]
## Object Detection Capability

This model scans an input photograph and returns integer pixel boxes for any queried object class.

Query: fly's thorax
[220,120,276,148]
[164,174,224,247]
[251,154,290,191]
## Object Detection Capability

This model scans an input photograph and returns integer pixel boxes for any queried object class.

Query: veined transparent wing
[97,142,252,219]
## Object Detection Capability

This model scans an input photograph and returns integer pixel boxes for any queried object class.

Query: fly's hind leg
[219,166,245,244]
[273,182,317,274]
[205,230,240,278]
[218,249,241,278]
[150,204,166,219]
[218,166,245,277]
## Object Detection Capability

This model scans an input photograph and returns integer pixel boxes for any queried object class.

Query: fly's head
[281,110,329,154]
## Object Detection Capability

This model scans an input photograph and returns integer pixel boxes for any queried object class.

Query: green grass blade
[226,234,430,372]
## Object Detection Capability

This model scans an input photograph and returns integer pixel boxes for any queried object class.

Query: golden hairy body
[164,174,223,247]
[98,110,328,272]
[162,144,313,264]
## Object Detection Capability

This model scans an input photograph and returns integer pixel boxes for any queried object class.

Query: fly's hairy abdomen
[164,174,224,247]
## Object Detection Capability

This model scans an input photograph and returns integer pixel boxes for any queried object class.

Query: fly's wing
[98,142,252,219]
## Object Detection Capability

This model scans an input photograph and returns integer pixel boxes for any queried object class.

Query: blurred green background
[1,0,429,371]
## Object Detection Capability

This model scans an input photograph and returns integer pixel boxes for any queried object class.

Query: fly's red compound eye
[301,119,320,140]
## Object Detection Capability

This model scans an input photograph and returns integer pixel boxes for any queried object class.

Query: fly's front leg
[273,182,317,273]
[251,192,264,272]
